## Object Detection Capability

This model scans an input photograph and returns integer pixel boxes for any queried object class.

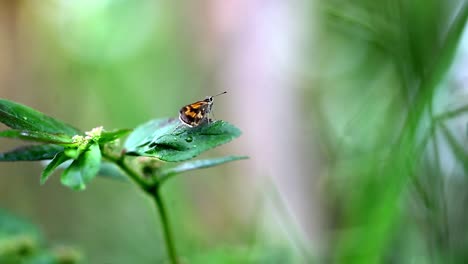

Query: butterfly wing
[179,100,211,127]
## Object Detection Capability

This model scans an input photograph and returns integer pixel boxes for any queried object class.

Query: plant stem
[102,150,178,263]
[102,152,148,189]
[152,187,178,264]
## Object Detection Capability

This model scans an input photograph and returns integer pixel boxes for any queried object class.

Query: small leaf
[61,143,101,190]
[41,152,70,184]
[125,118,242,162]
[98,162,129,182]
[0,98,81,136]
[159,156,248,183]
[0,130,74,145]
[150,121,241,161]
[64,146,88,160]
[0,145,63,161]
[99,129,132,144]
[124,118,178,151]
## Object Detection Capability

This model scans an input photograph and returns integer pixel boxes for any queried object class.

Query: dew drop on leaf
[185,136,193,142]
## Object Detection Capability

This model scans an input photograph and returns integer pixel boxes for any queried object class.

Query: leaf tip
[40,170,52,185]
[39,176,48,185]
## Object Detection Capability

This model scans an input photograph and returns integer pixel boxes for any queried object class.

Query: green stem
[152,187,178,264]
[102,152,148,189]
[102,150,178,263]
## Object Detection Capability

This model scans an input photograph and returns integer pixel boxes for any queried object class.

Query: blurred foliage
[0,0,466,263]
[0,85,246,263]
[0,209,82,264]
[16,2,207,261]
[0,97,246,190]
[312,0,467,263]
[188,245,297,264]
[20,0,204,128]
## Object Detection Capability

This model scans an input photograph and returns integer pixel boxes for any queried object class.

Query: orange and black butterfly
[178,91,227,127]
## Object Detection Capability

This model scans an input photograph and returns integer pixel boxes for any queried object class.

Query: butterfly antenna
[212,91,227,97]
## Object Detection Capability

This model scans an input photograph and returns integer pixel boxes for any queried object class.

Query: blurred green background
[0,0,467,263]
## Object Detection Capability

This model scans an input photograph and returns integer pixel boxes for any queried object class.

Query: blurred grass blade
[319,2,468,263]
[0,130,74,145]
[99,129,132,144]
[424,2,468,90]
[441,2,468,63]
[440,123,468,173]
[41,152,70,184]
[159,155,248,183]
[436,105,468,121]
[61,143,101,191]
[0,145,63,161]
[0,98,81,136]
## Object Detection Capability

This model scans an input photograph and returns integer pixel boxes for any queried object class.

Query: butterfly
[178,91,227,127]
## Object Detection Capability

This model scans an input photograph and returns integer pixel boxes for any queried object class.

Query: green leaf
[99,129,132,144]
[0,144,63,161]
[61,143,102,190]
[0,98,81,136]
[64,145,91,160]
[41,152,70,184]
[159,156,248,183]
[150,121,242,161]
[0,130,74,145]
[97,162,129,182]
[124,118,178,151]
[125,118,242,162]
